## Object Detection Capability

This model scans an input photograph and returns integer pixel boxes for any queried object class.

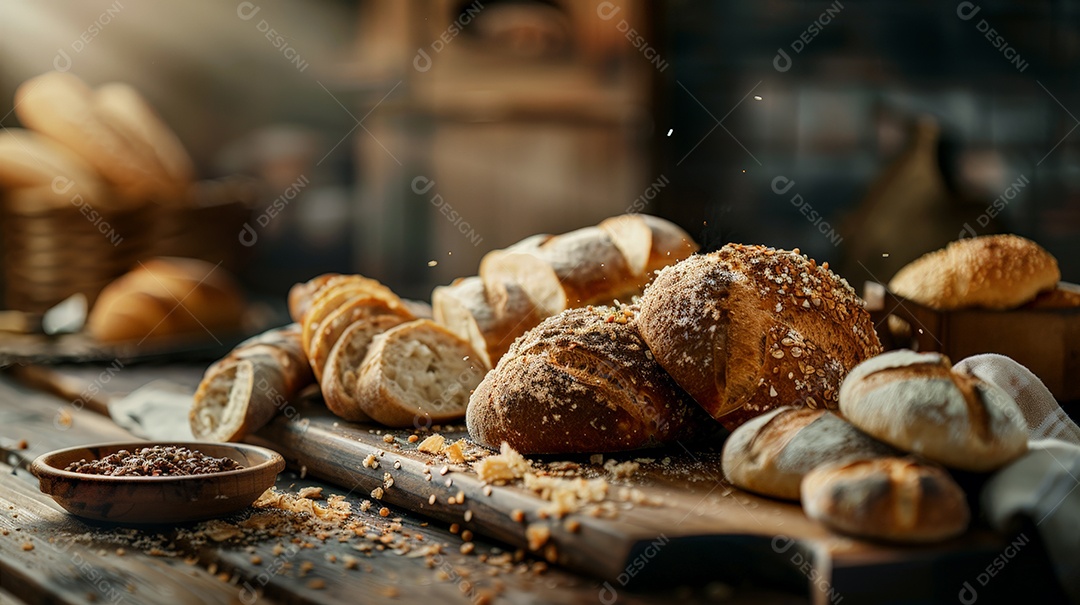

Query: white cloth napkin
[956,354,1080,602]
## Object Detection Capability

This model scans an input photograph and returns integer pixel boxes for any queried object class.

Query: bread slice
[308,295,413,381]
[288,274,340,323]
[352,319,487,427]
[598,213,699,280]
[321,313,413,422]
[432,276,540,368]
[300,277,399,355]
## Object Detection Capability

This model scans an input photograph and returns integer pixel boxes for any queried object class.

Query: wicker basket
[1,178,255,314]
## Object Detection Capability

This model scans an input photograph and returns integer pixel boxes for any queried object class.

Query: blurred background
[1,0,1078,305]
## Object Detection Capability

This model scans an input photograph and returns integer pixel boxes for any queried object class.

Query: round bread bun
[839,350,1028,472]
[801,457,970,543]
[467,305,710,454]
[637,245,882,430]
[721,407,897,500]
[888,234,1059,310]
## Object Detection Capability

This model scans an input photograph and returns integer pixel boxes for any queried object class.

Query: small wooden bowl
[30,442,284,524]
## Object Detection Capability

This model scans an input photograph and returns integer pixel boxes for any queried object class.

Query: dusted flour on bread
[637,245,882,429]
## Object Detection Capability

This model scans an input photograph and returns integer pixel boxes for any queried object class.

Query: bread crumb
[408,434,419,443]
[371,487,384,500]
[363,454,379,469]
[307,578,325,590]
[417,434,446,454]
[297,486,324,500]
[428,494,437,505]
[383,434,395,444]
[360,500,372,512]
[510,509,525,523]
[525,524,550,551]
[383,473,394,489]
[21,541,33,551]
[250,555,262,565]
[443,440,466,464]
[564,519,581,533]
[460,542,475,555]
[604,460,640,479]
[474,442,530,483]
[379,507,390,517]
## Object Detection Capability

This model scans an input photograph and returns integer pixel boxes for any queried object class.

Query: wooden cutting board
[252,402,1051,605]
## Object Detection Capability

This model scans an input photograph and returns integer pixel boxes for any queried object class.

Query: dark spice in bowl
[64,445,244,477]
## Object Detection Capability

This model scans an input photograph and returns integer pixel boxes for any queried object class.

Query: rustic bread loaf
[721,407,897,500]
[801,457,970,543]
[888,234,1059,310]
[87,257,245,342]
[351,319,487,427]
[637,245,882,430]
[433,276,543,369]
[190,324,313,442]
[839,349,1028,471]
[467,305,710,454]
[0,128,102,199]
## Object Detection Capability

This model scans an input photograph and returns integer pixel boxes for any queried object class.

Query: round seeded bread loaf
[467,305,711,454]
[839,350,1029,471]
[637,245,882,430]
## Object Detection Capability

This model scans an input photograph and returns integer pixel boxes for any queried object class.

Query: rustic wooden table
[0,363,806,605]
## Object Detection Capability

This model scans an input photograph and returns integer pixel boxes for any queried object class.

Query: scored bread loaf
[801,457,970,543]
[87,257,246,343]
[437,214,697,368]
[350,319,487,427]
[839,350,1029,472]
[888,234,1060,310]
[467,305,710,454]
[721,407,897,500]
[637,245,882,430]
[189,324,314,442]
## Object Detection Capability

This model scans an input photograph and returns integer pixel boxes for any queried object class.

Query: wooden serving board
[252,402,1056,605]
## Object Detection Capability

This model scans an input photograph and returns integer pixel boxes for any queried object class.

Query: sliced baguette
[432,276,541,368]
[308,295,413,381]
[353,319,487,427]
[321,314,414,422]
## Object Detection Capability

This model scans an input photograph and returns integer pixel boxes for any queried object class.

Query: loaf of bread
[14,71,175,203]
[346,319,488,427]
[801,457,970,543]
[467,305,710,454]
[436,214,697,368]
[839,349,1028,472]
[93,82,194,203]
[0,128,102,200]
[888,234,1060,310]
[721,407,897,500]
[637,245,882,430]
[189,324,313,441]
[87,257,246,343]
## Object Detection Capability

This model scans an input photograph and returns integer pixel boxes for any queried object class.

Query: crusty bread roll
[87,257,246,343]
[888,234,1060,310]
[93,82,195,203]
[190,324,313,442]
[801,457,970,543]
[637,245,882,430]
[14,72,171,204]
[433,276,544,369]
[349,319,487,427]
[721,407,897,500]
[467,305,710,454]
[839,350,1028,472]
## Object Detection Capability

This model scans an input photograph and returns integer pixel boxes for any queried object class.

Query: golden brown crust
[190,324,314,442]
[433,276,543,368]
[87,257,245,343]
[637,245,881,430]
[288,274,340,323]
[801,457,970,543]
[838,350,1029,471]
[0,129,103,201]
[466,305,712,454]
[307,295,413,381]
[888,234,1060,310]
[721,407,897,500]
